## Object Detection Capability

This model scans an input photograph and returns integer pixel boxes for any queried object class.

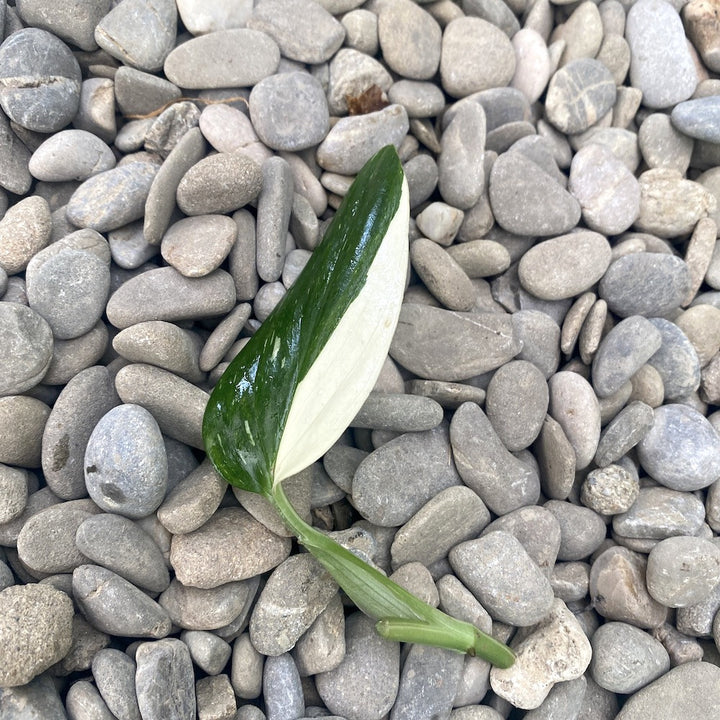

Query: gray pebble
[550,562,590,603]
[590,622,670,693]
[73,564,172,638]
[647,317,701,401]
[404,154,439,209]
[0,303,53,396]
[589,546,667,629]
[42,321,109,386]
[195,674,236,720]
[145,99,200,157]
[75,513,170,593]
[388,80,445,119]
[0,464,28,524]
[0,394,50,468]
[231,632,264,699]
[672,96,720,144]
[512,309,561,379]
[352,424,462,527]
[612,486,705,540]
[0,486,60,548]
[316,104,409,175]
[66,161,159,233]
[0,673,68,719]
[65,680,116,720]
[489,152,581,236]
[0,113,32,195]
[92,648,141,720]
[250,72,329,152]
[581,464,640,516]
[159,577,258,631]
[135,638,195,720]
[175,0,253,34]
[315,612,399,719]
[637,403,720,491]
[322,445,367,494]
[263,653,304,720]
[326,47,392,115]
[594,401,655,468]
[293,593,345,676]
[646,536,720,608]
[106,266,236,329]
[84,404,167,518]
[0,195,52,275]
[352,392,443,433]
[625,0,697,109]
[535,414,576,501]
[170,507,291,588]
[0,28,81,133]
[199,302,252,372]
[446,239,511,279]
[29,129,115,183]
[182,630,232,676]
[544,500,607,562]
[95,0,177,73]
[415,202,464,247]
[341,8,379,55]
[114,65,181,118]
[546,59,616,135]
[638,113,694,174]
[450,531,554,626]
[390,304,520,381]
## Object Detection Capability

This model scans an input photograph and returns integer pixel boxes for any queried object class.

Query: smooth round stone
[544,500,607,562]
[626,0,697,109]
[0,394,49,468]
[518,231,611,301]
[647,317,701,401]
[176,153,262,216]
[75,77,116,144]
[545,59,616,134]
[489,152,581,236]
[353,425,462,527]
[114,65,181,117]
[388,80,445,118]
[0,584,74,687]
[675,304,720,366]
[176,0,253,34]
[551,1,602,63]
[638,404,720,491]
[95,0,176,72]
[415,202,464,246]
[635,169,716,238]
[377,0,441,80]
[0,464,28,524]
[26,248,110,340]
[639,113,694,173]
[446,240,510,278]
[76,513,169,593]
[182,630,232,676]
[630,364,665,408]
[263,655,304,719]
[599,252,691,318]
[0,195,52,275]
[590,622,670,693]
[92,649,142,720]
[512,309,561,379]
[342,7,379,55]
[249,72,329,152]
[486,360,548,451]
[161,215,236,278]
[0,28,81,133]
[450,531,553,626]
[84,404,168,519]
[316,104,409,175]
[326,47,392,115]
[646,536,720,608]
[440,17,516,98]
[352,392,443,433]
[671,96,720,144]
[589,546,668,628]
[29,130,115,183]
[592,316,662,398]
[612,486,706,540]
[511,28,551,104]
[548,371,600,470]
[594,401,655,468]
[569,143,641,235]
[42,321,108,385]
[614,662,720,720]
[108,222,159,270]
[66,161,159,233]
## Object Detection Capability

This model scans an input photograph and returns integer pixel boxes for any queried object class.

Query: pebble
[446,239,510,278]
[512,310,562,379]
[638,113,694,174]
[263,653,304,720]
[135,639,196,720]
[675,303,720,366]
[671,96,720,144]
[569,143,641,235]
[614,662,720,720]
[415,202,464,246]
[255,158,293,283]
[625,0,698,109]
[595,402,654,468]
[646,536,720,608]
[0,464,28,524]
[29,130,115,183]
[0,395,50,469]
[0,28,81,133]
[0,195,52,275]
[535,415,576,501]
[91,648,142,720]
[64,680,115,720]
[176,152,262,216]
[170,507,291,588]
[247,0,345,64]
[0,673,68,719]
[590,622,670,693]
[647,317,702,401]
[42,321,109,385]
[161,215,236,278]
[637,403,720,491]
[73,564,172,638]
[315,612,400,720]
[489,152,581,236]
[0,303,53,396]
[685,0,720,72]
[84,404,167,519]
[175,0,253,35]
[352,392,443,433]
[114,66,181,118]
[231,632,264,699]
[682,217,717,305]
[196,674,237,719]
[544,500,607,561]
[389,304,520,381]
[589,546,668,629]
[519,231,611,301]
[352,424,462,527]
[511,28,551,104]
[550,561,590,603]
[440,17,516,98]
[490,599,591,710]
[144,101,201,159]
[545,59,617,134]
[182,630,232,676]
[388,80,445,119]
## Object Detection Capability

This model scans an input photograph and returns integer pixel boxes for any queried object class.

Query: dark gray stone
[594,401,655,468]
[0,673,68,719]
[92,648,141,720]
[647,317,702,401]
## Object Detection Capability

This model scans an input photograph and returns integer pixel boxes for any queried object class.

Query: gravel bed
[2,0,720,718]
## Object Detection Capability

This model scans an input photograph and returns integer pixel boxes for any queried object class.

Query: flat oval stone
[446,239,510,278]
[0,195,52,275]
[0,28,81,133]
[646,317,701,401]
[0,464,28,524]
[42,321,109,385]
[544,500,607,562]
[249,72,329,152]
[639,112,694,173]
[545,59,616,134]
[352,392,443,433]
[519,231,611,301]
[388,80,445,118]
[671,96,720,143]
[594,401,655,468]
[511,28,551,104]
[389,304,520,382]
[489,152,581,236]
[0,395,50,468]
[161,215,236,278]
[0,303,53,396]
[592,316,663,398]
[599,252,692,318]
[106,266,236,329]
[352,424,462,527]
[29,129,115,183]
[625,0,698,109]
[638,403,720,491]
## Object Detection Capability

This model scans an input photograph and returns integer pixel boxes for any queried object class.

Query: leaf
[203,145,409,496]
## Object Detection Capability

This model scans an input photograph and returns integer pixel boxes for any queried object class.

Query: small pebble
[161,215,236,278]
[92,648,142,720]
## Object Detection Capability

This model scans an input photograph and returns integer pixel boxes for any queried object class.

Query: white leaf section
[273,178,410,484]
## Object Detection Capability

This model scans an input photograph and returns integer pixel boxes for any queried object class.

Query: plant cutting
[203,145,515,667]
